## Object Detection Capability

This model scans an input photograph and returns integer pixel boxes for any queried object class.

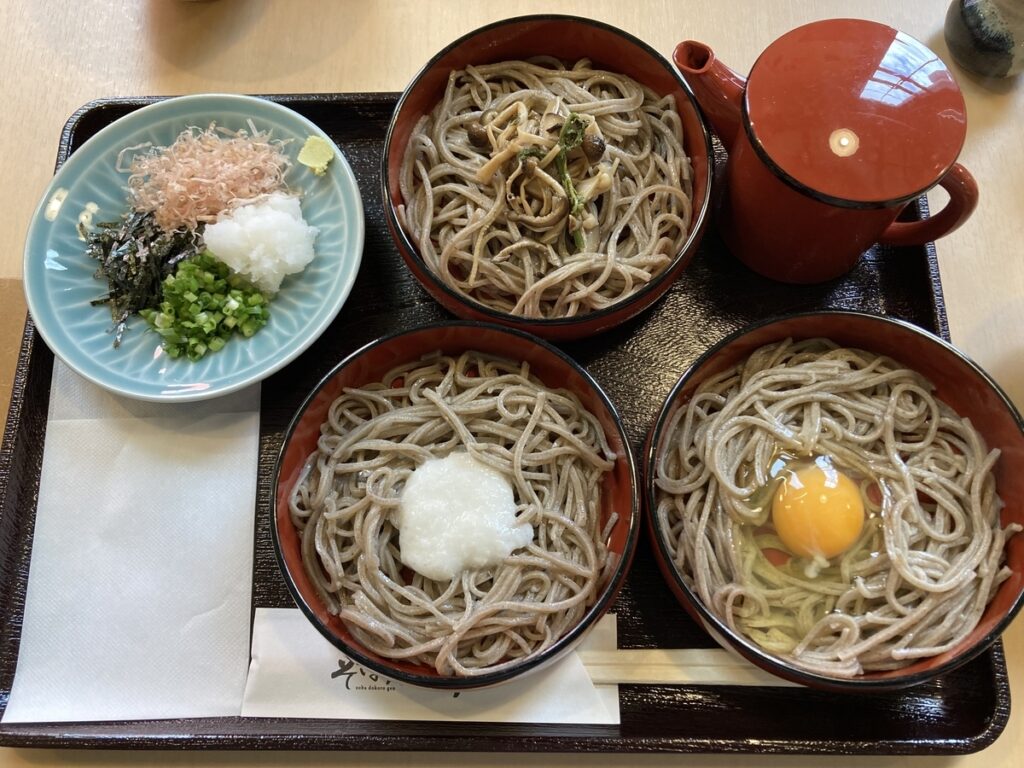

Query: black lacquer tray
[0,94,1009,753]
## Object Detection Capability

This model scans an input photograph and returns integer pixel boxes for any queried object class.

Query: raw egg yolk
[771,463,864,559]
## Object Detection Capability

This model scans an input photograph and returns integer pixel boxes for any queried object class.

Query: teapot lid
[745,19,967,207]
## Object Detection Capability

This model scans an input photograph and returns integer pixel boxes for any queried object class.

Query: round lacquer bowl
[646,310,1024,691]
[382,14,713,341]
[273,321,639,688]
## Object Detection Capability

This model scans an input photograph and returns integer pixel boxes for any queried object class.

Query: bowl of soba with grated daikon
[272,321,640,688]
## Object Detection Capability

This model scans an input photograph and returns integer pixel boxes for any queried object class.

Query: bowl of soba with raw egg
[381,15,713,341]
[272,321,639,688]
[646,310,1024,690]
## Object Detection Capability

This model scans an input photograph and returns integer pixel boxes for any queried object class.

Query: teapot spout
[674,41,746,149]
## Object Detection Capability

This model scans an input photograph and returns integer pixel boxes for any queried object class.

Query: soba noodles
[654,338,1020,677]
[397,58,693,318]
[289,350,617,676]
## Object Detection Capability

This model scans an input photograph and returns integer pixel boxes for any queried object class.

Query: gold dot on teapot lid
[829,129,859,158]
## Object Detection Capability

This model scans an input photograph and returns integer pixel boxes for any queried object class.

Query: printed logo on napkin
[329,657,474,697]
[331,659,397,693]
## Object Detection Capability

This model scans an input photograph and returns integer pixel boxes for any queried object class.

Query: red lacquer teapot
[675,18,978,284]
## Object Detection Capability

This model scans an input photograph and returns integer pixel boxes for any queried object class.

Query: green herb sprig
[556,113,589,252]
[516,145,547,164]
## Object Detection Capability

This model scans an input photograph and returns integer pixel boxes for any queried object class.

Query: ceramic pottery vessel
[946,0,1024,77]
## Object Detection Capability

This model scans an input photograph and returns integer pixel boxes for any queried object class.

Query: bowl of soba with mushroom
[272,321,639,688]
[646,311,1024,690]
[382,15,713,341]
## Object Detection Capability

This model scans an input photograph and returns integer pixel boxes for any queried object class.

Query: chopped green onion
[140,251,269,362]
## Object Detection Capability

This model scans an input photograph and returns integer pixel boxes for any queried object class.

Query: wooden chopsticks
[578,648,799,686]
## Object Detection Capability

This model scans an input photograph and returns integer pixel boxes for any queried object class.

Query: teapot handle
[878,163,979,246]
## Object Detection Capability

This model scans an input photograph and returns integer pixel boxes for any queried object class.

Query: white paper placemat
[2,361,261,723]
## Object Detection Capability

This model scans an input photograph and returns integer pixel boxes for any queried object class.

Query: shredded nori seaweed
[86,211,202,347]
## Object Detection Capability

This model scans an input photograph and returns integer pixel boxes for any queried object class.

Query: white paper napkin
[241,608,620,724]
[1,360,260,723]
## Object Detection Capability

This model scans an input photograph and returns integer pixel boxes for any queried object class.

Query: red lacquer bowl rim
[380,13,714,332]
[271,320,641,689]
[645,309,1024,691]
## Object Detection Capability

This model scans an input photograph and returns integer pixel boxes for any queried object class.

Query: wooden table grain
[1,1,1021,766]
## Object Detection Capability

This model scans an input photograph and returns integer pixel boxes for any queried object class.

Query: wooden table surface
[1,1,1021,766]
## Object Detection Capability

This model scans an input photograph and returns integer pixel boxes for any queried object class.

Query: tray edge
[0,92,1009,756]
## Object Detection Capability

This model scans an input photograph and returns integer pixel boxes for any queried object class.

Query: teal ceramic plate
[24,94,364,402]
